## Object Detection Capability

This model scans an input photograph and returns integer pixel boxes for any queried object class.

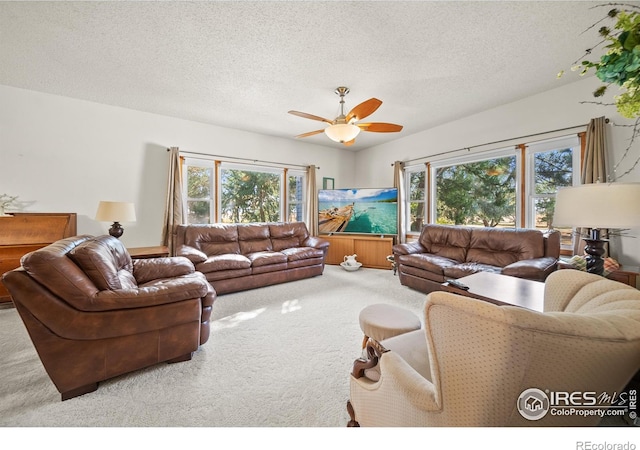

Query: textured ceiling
[0,1,614,150]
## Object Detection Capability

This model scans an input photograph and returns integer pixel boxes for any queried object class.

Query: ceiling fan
[288,87,403,146]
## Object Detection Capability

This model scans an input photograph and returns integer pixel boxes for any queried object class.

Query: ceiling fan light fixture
[324,123,360,143]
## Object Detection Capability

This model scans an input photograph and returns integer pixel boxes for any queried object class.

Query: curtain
[393,161,406,244]
[574,116,610,255]
[162,147,185,255]
[305,165,319,236]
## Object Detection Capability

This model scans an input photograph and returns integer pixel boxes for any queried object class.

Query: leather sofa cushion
[247,251,288,267]
[185,224,241,256]
[197,254,251,272]
[68,235,137,291]
[270,222,309,251]
[443,262,502,279]
[176,245,208,263]
[252,262,288,275]
[419,225,471,262]
[397,253,458,275]
[281,247,324,261]
[204,267,252,282]
[466,228,543,266]
[238,224,273,254]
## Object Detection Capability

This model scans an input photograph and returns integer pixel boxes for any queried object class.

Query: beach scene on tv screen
[318,188,398,234]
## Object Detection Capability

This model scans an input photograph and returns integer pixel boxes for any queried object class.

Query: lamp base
[108,221,124,239]
[583,229,607,276]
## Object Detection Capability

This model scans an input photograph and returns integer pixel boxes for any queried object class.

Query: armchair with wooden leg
[348,270,640,426]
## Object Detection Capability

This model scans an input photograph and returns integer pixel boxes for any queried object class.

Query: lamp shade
[324,123,361,143]
[95,201,137,223]
[553,183,640,229]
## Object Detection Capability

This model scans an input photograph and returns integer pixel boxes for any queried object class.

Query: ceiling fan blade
[295,129,325,138]
[288,110,333,124]
[357,122,403,133]
[343,139,356,146]
[346,98,382,123]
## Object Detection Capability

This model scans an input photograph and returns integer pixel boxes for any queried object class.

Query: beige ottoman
[358,303,422,348]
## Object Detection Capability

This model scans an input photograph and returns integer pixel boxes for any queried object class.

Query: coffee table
[441,272,544,312]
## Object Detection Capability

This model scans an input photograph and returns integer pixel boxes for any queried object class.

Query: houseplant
[576,6,640,119]
[559,4,640,179]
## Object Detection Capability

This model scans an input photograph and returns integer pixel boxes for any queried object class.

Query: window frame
[524,135,581,251]
[404,163,428,237]
[429,146,521,227]
[182,157,306,225]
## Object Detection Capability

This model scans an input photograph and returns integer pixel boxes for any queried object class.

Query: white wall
[2,79,638,266]
[354,76,640,266]
[0,85,356,247]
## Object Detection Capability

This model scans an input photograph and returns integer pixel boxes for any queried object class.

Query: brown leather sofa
[393,224,560,294]
[174,221,329,295]
[2,235,216,400]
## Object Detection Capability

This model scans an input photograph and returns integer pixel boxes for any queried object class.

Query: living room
[1,1,640,447]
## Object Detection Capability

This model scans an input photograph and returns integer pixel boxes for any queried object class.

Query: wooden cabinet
[322,234,394,269]
[0,213,77,303]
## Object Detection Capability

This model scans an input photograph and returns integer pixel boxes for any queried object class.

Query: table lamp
[95,201,137,238]
[553,183,640,275]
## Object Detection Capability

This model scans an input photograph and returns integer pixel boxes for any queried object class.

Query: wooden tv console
[0,212,77,303]
[322,234,395,270]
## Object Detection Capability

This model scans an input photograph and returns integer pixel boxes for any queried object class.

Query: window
[184,159,215,224]
[405,165,427,232]
[287,170,306,222]
[430,148,518,228]
[219,164,283,223]
[525,135,580,248]
[183,158,306,225]
[403,134,581,249]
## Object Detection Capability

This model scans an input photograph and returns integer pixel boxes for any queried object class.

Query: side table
[607,265,639,289]
[558,261,639,289]
[128,245,170,259]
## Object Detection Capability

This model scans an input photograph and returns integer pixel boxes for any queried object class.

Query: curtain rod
[169,149,318,170]
[394,120,608,166]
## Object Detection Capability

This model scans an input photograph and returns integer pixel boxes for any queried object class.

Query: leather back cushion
[21,235,100,304]
[68,235,137,290]
[467,228,544,266]
[419,225,471,262]
[269,222,309,251]
[238,224,273,254]
[184,224,241,256]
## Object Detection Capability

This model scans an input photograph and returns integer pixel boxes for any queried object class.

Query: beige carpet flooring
[0,265,426,427]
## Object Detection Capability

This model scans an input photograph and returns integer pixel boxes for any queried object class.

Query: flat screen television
[318,188,398,235]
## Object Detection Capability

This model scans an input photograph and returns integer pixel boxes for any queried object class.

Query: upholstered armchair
[348,270,640,426]
[2,235,216,400]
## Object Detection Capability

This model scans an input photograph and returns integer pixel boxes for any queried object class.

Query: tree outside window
[407,169,426,232]
[186,165,214,224]
[435,156,517,227]
[220,168,281,223]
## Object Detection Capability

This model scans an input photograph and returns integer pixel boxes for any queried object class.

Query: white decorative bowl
[340,262,362,272]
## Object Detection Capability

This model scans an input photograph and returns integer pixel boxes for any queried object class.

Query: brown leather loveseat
[2,235,216,400]
[393,224,560,294]
[174,221,329,295]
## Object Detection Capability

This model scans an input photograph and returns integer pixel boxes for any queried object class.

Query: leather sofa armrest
[393,241,426,256]
[303,236,330,250]
[89,273,210,311]
[502,257,558,281]
[176,244,208,263]
[132,256,195,285]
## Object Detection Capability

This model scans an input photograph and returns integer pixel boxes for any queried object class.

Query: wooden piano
[0,213,77,304]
